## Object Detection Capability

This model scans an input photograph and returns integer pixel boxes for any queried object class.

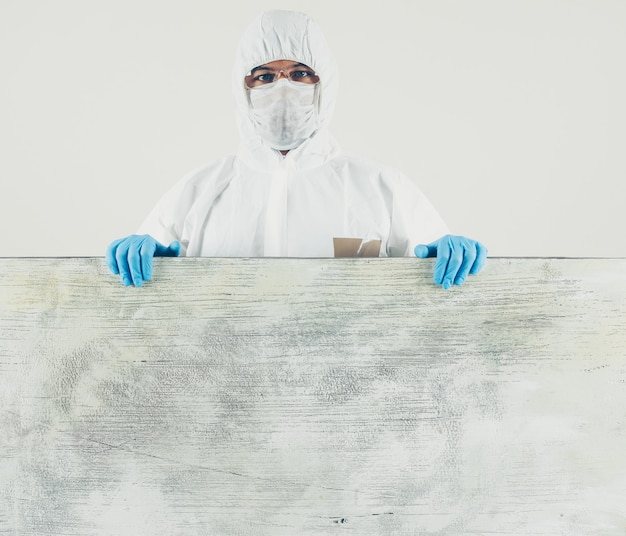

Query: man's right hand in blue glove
[106,234,180,287]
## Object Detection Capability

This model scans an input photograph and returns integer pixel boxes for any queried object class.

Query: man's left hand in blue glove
[414,235,487,289]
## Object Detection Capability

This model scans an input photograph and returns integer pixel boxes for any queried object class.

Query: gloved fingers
[440,241,465,290]
[414,241,438,258]
[139,238,157,282]
[417,234,487,289]
[127,240,148,287]
[453,240,477,286]
[168,240,181,256]
[469,241,488,275]
[154,240,181,257]
[105,238,126,275]
[114,239,133,286]
[432,237,452,286]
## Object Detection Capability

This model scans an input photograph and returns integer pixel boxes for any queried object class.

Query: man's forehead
[251,60,312,73]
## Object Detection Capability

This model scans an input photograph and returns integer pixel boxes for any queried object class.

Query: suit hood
[231,10,339,167]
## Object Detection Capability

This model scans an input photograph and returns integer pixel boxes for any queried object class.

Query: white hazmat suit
[137,10,449,258]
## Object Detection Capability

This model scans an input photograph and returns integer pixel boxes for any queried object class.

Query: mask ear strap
[245,83,253,107]
[314,82,322,119]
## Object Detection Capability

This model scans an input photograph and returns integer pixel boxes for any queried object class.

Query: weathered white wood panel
[1,258,625,535]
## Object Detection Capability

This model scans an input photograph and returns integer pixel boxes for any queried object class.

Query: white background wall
[1,0,624,257]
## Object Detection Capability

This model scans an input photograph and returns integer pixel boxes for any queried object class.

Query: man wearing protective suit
[107,10,487,288]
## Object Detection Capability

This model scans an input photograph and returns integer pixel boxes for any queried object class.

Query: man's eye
[256,73,275,82]
[291,71,311,79]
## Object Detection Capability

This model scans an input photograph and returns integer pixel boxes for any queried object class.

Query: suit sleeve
[385,170,450,257]
[135,169,205,257]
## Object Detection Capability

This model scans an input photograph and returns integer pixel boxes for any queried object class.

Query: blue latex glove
[414,235,487,289]
[106,234,180,287]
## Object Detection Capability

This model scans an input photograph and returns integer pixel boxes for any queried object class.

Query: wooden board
[1,257,625,535]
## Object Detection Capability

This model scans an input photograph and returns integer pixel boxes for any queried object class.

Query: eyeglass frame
[244,62,320,88]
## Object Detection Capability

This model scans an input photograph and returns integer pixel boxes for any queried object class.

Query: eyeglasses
[245,66,320,88]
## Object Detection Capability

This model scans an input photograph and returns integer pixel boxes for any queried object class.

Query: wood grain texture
[1,257,625,535]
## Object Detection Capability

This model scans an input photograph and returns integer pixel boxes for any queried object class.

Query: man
[106,10,487,288]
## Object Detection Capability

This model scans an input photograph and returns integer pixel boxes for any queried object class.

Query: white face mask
[247,79,320,151]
